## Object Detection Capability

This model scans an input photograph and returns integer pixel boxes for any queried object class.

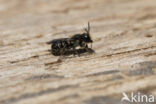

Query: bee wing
[46,40,54,44]
[46,38,68,44]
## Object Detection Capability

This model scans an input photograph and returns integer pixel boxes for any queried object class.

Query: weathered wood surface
[0,0,156,104]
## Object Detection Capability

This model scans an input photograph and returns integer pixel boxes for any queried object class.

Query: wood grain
[0,0,156,104]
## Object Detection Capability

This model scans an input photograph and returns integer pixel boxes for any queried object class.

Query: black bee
[47,22,93,56]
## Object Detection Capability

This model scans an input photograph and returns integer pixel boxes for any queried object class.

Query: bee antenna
[84,22,91,36]
[84,28,88,33]
[88,22,90,34]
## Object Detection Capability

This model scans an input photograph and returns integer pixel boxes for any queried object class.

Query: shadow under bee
[49,48,95,56]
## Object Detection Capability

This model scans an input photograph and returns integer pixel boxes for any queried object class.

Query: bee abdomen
[51,39,72,56]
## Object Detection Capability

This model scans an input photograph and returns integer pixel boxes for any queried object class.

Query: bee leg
[91,43,92,49]
[85,44,92,53]
[85,44,89,48]
[86,44,95,54]
[77,50,81,57]
[73,49,76,56]
[81,42,88,49]
[80,42,90,54]
[72,48,79,57]
[58,48,66,60]
[80,42,87,49]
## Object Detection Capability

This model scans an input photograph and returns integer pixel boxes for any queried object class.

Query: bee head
[83,22,93,43]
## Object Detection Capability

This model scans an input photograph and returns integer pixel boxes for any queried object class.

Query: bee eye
[85,35,88,38]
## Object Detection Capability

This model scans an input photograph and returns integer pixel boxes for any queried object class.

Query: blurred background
[0,0,156,104]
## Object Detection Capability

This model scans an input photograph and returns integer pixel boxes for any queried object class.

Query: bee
[47,22,93,56]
